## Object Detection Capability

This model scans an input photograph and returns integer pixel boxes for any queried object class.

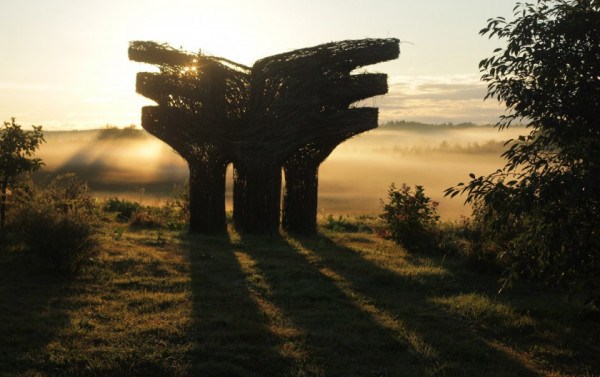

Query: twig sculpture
[129,38,399,234]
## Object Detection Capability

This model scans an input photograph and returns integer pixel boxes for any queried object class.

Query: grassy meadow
[3,122,599,376]
[1,221,599,376]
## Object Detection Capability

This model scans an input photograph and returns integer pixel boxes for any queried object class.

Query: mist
[37,124,527,220]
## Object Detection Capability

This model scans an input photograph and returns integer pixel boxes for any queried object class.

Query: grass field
[1,221,599,376]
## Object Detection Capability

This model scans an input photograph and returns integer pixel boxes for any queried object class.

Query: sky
[0,0,517,130]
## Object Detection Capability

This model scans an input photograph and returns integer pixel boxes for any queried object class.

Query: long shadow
[237,233,434,376]
[395,241,600,372]
[185,233,292,376]
[0,249,74,375]
[288,233,542,377]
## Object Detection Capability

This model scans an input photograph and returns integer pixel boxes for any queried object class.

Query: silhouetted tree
[0,118,45,230]
[446,0,600,301]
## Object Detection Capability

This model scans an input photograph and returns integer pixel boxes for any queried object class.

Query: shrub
[157,203,188,230]
[11,174,100,275]
[128,209,163,230]
[103,197,142,221]
[167,183,190,223]
[380,183,440,252]
[472,193,600,298]
[0,118,45,231]
[323,214,373,233]
[434,215,503,274]
[18,206,100,274]
[46,174,98,212]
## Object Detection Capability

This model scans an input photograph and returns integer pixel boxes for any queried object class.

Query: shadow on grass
[0,248,73,375]
[185,233,293,376]
[182,229,598,376]
[235,233,415,376]
[286,233,542,377]
[184,230,543,376]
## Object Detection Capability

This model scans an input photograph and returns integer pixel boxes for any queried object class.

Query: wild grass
[0,218,598,376]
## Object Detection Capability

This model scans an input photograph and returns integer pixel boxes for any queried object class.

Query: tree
[0,118,45,230]
[446,0,600,301]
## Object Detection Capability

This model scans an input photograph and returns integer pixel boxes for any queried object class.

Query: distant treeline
[42,125,149,140]
[371,139,506,155]
[381,120,494,130]
[95,125,147,140]
[43,121,531,136]
[380,120,525,130]
[96,120,512,133]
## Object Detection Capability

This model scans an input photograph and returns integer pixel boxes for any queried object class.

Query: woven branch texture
[129,38,399,234]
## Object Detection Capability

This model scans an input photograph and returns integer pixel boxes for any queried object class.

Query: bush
[102,191,188,231]
[380,183,440,252]
[434,215,503,274]
[167,183,190,224]
[11,174,100,275]
[157,203,188,230]
[0,118,45,231]
[103,197,142,221]
[323,214,373,233]
[128,210,164,230]
[18,206,100,274]
[473,193,600,299]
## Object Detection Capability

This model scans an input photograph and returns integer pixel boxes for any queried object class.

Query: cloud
[2,73,507,130]
[373,74,505,124]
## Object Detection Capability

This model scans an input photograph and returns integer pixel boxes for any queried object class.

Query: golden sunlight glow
[103,139,167,182]
[180,66,198,75]
[131,139,164,161]
[36,133,187,198]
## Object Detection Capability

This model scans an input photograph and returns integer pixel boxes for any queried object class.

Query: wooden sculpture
[129,38,399,234]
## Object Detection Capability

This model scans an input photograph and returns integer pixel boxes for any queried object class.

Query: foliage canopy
[0,118,45,230]
[447,0,600,301]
